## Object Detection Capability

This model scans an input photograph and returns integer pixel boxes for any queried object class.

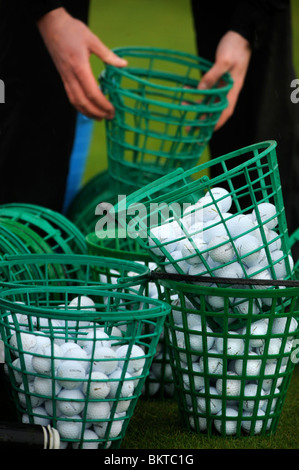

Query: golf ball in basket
[214,407,239,435]
[56,360,86,389]
[31,343,62,376]
[215,332,244,356]
[234,352,262,377]
[208,187,232,213]
[252,202,278,230]
[82,371,111,399]
[56,415,83,440]
[215,371,242,397]
[197,386,222,415]
[116,344,145,374]
[208,235,235,264]
[241,409,266,434]
[56,388,85,417]
[90,346,119,375]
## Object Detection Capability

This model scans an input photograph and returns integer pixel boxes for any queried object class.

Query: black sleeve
[228,0,290,48]
[25,0,63,21]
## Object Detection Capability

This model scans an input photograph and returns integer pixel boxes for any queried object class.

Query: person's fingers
[63,71,114,120]
[198,62,229,90]
[89,33,128,67]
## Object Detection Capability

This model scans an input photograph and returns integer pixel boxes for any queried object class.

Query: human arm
[35,6,127,120]
[197,0,289,130]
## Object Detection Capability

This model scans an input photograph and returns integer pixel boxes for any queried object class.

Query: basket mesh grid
[0,286,170,449]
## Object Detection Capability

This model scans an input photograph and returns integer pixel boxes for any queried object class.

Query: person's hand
[37,7,128,120]
[198,31,252,130]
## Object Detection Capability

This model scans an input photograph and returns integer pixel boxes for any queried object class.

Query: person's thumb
[89,33,128,68]
[198,62,227,90]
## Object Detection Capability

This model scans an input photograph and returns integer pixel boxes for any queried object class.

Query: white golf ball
[197,386,222,414]
[187,324,215,354]
[90,346,119,375]
[93,413,125,439]
[241,409,265,434]
[242,319,269,348]
[182,362,205,391]
[18,381,45,409]
[108,369,135,399]
[242,383,266,412]
[33,376,61,398]
[215,332,244,356]
[56,388,85,417]
[72,429,99,449]
[148,224,178,256]
[56,360,86,389]
[215,371,242,397]
[235,234,261,267]
[271,316,298,336]
[32,343,62,376]
[83,371,110,399]
[116,345,145,374]
[271,250,292,279]
[56,415,83,440]
[199,350,223,376]
[234,352,262,377]
[214,261,244,279]
[86,400,111,422]
[208,235,235,264]
[214,407,239,435]
[22,406,51,426]
[180,236,209,265]
[62,345,89,371]
[252,202,278,230]
[9,332,37,358]
[209,187,232,213]
[79,329,111,355]
[164,250,190,275]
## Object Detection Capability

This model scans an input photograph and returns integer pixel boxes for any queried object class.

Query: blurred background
[81,0,299,186]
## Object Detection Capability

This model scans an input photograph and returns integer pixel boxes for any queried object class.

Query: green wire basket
[0,204,87,255]
[0,285,170,449]
[86,230,174,398]
[157,276,299,437]
[100,46,233,191]
[111,141,295,308]
[0,253,150,296]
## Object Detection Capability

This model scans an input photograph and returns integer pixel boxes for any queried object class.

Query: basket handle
[148,270,299,288]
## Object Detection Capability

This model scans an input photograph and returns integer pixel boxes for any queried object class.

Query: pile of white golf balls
[4,296,150,449]
[169,294,298,435]
[147,188,294,313]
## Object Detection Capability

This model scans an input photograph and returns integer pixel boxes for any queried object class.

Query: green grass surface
[121,366,299,449]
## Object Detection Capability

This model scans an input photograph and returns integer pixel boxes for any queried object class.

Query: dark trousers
[0,0,90,212]
[191,1,299,258]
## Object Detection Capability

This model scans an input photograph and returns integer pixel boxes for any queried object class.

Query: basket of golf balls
[100,46,233,192]
[0,253,150,296]
[0,203,87,255]
[86,230,174,398]
[113,140,295,312]
[158,277,299,437]
[0,285,170,449]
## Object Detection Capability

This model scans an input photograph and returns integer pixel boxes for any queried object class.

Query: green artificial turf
[121,366,299,449]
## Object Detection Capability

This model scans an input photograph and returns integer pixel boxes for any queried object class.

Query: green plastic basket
[0,253,150,296]
[157,276,299,437]
[0,218,54,255]
[111,141,295,305]
[0,286,170,449]
[0,204,87,254]
[100,46,233,191]
[86,230,174,398]
[66,170,121,236]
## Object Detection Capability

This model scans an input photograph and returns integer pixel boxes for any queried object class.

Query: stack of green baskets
[157,276,299,436]
[0,285,170,449]
[86,230,174,398]
[0,204,87,255]
[100,46,233,193]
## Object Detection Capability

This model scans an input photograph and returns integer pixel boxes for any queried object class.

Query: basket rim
[0,253,150,283]
[104,46,233,94]
[0,285,171,322]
